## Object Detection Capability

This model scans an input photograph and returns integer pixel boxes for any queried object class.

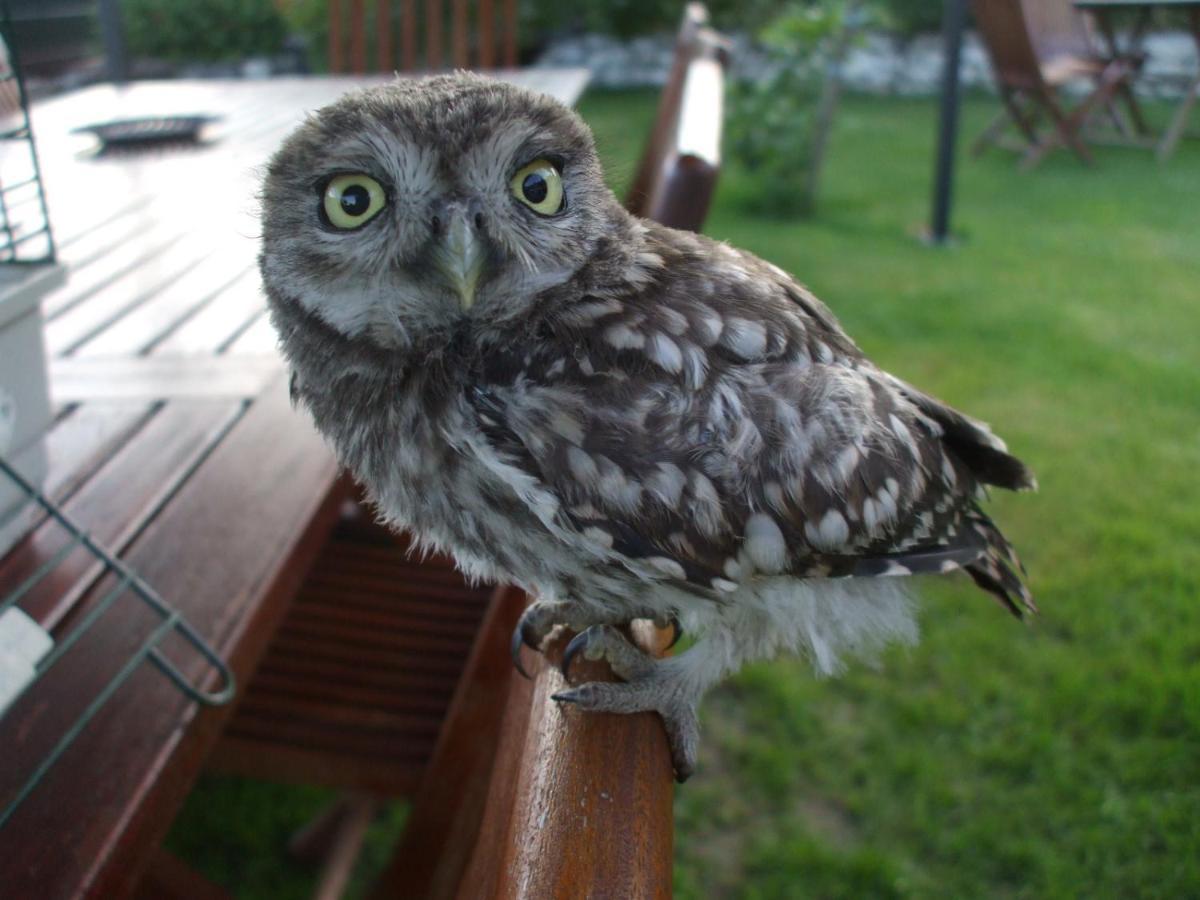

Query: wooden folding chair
[971,0,1135,169]
[625,2,730,231]
[327,0,518,74]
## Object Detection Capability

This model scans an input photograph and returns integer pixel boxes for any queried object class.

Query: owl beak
[432,210,487,311]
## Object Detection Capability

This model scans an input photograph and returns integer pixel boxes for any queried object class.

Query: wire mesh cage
[0,456,236,828]
[0,0,54,264]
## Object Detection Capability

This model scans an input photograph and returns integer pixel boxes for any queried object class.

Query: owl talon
[560,629,591,679]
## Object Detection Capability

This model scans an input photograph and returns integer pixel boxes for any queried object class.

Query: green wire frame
[0,454,236,829]
[0,0,57,265]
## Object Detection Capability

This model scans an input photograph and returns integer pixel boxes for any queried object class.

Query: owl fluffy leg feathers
[553,624,706,781]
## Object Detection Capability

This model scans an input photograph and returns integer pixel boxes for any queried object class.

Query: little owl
[260,73,1035,781]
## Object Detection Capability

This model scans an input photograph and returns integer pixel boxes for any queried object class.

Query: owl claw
[559,629,591,679]
[552,624,699,781]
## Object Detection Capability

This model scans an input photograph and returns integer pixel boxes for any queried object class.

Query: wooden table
[0,70,588,899]
[1075,0,1200,158]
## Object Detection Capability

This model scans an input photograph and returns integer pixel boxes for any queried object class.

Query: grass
[170,90,1200,897]
[583,89,1200,898]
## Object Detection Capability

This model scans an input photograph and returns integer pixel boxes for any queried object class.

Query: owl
[259,73,1035,781]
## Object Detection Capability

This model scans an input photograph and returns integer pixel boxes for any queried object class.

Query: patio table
[1075,0,1200,158]
[0,69,588,898]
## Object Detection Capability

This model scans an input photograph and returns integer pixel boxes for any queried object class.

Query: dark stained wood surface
[372,596,676,900]
[329,0,521,74]
[0,71,589,899]
[208,518,495,796]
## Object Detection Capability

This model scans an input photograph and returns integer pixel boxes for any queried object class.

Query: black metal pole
[98,0,128,84]
[929,0,968,244]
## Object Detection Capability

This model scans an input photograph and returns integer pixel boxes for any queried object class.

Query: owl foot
[552,624,700,782]
[510,601,681,678]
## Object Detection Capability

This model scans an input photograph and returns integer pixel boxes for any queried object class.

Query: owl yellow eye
[322,173,386,229]
[510,159,564,215]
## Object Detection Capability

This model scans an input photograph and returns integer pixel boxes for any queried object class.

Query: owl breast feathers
[260,74,1035,779]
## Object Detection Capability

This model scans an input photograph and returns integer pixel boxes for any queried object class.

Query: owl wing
[470,231,1034,615]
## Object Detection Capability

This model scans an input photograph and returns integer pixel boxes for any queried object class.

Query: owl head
[260,73,627,352]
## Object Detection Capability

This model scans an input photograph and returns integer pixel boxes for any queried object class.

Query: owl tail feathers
[962,509,1036,619]
[887,375,1036,492]
[851,508,1034,619]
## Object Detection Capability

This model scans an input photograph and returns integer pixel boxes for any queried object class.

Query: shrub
[123,0,288,63]
[728,0,870,216]
[877,0,947,38]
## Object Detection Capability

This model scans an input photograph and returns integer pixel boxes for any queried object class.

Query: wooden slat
[313,797,378,900]
[0,377,346,898]
[402,0,418,70]
[502,0,517,67]
[369,587,527,900]
[330,0,345,73]
[74,257,257,358]
[377,0,393,72]
[209,738,425,795]
[478,0,495,69]
[212,517,493,796]
[0,402,157,562]
[350,0,367,74]
[42,230,188,320]
[150,268,265,356]
[0,400,244,629]
[427,0,443,69]
[44,238,219,357]
[452,0,469,68]
[220,309,279,355]
[40,402,159,505]
[50,355,282,403]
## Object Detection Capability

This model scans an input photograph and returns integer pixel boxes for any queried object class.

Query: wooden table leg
[1158,74,1200,161]
[1159,10,1200,162]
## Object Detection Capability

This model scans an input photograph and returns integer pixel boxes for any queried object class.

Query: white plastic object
[0,607,54,715]
[0,264,62,559]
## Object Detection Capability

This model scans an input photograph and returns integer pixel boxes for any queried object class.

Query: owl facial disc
[431,200,488,311]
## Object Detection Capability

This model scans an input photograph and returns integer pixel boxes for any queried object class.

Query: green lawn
[171,90,1200,897]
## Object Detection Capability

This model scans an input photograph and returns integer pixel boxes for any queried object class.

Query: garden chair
[327,0,518,74]
[201,7,729,899]
[971,0,1135,169]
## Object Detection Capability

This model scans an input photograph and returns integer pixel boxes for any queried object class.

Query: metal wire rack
[0,0,55,264]
[0,455,236,828]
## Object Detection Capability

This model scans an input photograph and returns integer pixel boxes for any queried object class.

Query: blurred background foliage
[728,0,870,216]
[122,0,948,69]
[123,0,288,62]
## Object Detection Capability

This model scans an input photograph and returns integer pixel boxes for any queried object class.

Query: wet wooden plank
[44,238,220,356]
[0,377,345,899]
[74,254,257,358]
[0,400,244,629]
[221,309,278,355]
[50,355,282,402]
[150,267,265,356]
